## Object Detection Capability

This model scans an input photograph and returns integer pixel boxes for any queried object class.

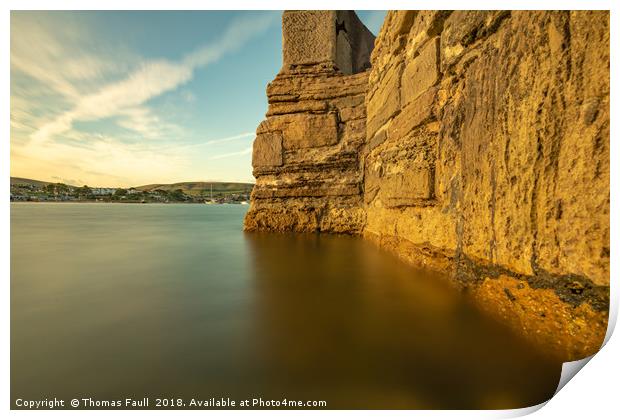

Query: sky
[10,10,386,188]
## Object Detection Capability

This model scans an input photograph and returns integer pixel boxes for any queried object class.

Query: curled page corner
[498,400,549,418]
[554,355,595,396]
[603,284,618,347]
[552,281,617,396]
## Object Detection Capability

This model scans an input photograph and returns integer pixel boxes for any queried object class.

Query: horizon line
[10,175,256,189]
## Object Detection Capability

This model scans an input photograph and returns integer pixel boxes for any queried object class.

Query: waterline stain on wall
[244,10,610,361]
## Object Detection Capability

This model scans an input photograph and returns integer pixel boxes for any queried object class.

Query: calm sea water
[11,203,561,409]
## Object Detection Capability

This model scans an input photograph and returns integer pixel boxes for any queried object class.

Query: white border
[3,1,617,419]
[2,1,617,11]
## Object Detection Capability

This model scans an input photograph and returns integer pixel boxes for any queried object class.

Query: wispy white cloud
[162,131,255,151]
[31,59,194,143]
[199,132,254,146]
[181,90,196,103]
[11,12,135,101]
[182,13,277,69]
[207,146,253,160]
[117,107,182,140]
[29,12,278,144]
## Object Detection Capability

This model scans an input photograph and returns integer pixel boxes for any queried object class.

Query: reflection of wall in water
[243,232,561,409]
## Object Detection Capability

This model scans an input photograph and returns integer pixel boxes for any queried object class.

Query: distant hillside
[11,177,254,196]
[10,177,72,187]
[134,181,254,196]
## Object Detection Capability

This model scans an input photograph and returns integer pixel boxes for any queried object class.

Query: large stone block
[389,86,437,140]
[384,166,434,207]
[266,100,328,117]
[401,37,440,106]
[253,183,360,199]
[252,133,283,168]
[368,128,387,151]
[366,61,403,138]
[282,11,337,68]
[283,112,339,149]
[393,11,418,35]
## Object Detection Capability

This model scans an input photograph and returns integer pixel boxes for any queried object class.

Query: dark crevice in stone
[427,11,453,38]
[336,20,347,36]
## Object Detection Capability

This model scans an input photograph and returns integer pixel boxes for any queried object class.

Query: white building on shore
[91,187,116,195]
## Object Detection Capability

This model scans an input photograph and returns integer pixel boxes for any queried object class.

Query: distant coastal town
[10,177,253,205]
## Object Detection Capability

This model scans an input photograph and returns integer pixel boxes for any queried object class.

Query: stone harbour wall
[244,11,375,233]
[244,10,610,361]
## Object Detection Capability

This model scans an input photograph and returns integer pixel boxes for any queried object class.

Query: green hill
[10,177,72,187]
[134,181,254,196]
[11,177,254,196]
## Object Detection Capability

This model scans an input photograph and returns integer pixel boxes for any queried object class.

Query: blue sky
[10,10,386,187]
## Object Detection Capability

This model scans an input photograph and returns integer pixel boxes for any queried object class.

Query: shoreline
[10,201,249,205]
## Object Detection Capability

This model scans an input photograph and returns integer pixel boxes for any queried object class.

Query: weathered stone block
[369,128,387,150]
[401,37,440,106]
[393,11,418,35]
[267,100,328,116]
[282,11,337,68]
[252,132,283,167]
[253,183,360,199]
[384,166,434,207]
[366,62,403,138]
[389,86,437,140]
[339,104,365,122]
[342,118,366,142]
[283,113,339,149]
